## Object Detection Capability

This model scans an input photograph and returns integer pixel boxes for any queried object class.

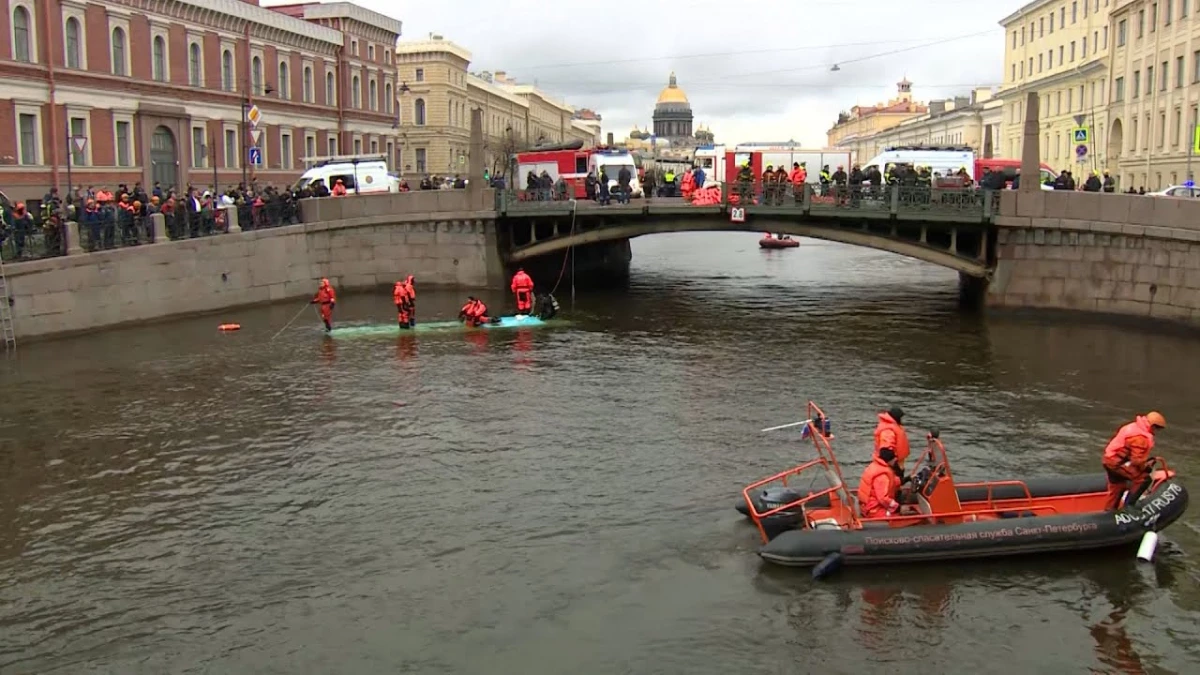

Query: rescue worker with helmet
[874,407,911,473]
[858,448,906,518]
[789,162,807,205]
[331,179,348,197]
[311,278,337,332]
[511,267,535,315]
[402,275,416,327]
[1101,412,1166,510]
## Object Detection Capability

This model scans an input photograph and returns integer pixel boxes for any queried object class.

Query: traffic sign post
[248,146,263,166]
[247,104,262,128]
[250,127,264,147]
[1075,144,1088,163]
[1072,127,1090,144]
[66,133,88,206]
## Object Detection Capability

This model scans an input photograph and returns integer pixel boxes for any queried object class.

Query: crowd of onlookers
[1,181,306,261]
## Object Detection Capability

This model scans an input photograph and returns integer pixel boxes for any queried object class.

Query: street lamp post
[394,82,410,175]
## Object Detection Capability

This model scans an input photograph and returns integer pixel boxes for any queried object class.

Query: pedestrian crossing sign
[1073,127,1089,143]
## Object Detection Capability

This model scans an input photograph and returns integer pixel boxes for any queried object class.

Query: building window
[189,42,202,86]
[328,136,337,155]
[1072,1,1077,22]
[1133,70,1141,97]
[69,116,87,166]
[281,132,292,169]
[305,134,316,161]
[385,51,391,65]
[303,66,313,102]
[1012,63,1016,81]
[1185,0,1191,18]
[1118,19,1127,45]
[354,138,362,154]
[18,112,39,165]
[152,35,167,81]
[415,68,424,82]
[12,5,32,63]
[1058,45,1063,64]
[1173,109,1181,146]
[415,148,426,173]
[65,17,81,68]
[385,83,393,114]
[368,44,375,61]
[252,56,263,95]
[352,75,361,108]
[111,27,127,76]
[1167,0,1174,24]
[1152,3,1159,30]
[279,61,290,99]
[1138,10,1145,37]
[386,140,394,169]
[369,79,377,110]
[1038,53,1044,71]
[1162,60,1170,90]
[1159,112,1166,146]
[116,120,132,166]
[222,50,234,91]
[1067,88,1073,111]
[192,126,206,168]
[1147,66,1154,94]
[351,39,358,56]
[1070,41,1076,62]
[370,139,378,154]
[224,129,237,168]
[414,98,426,125]
[1012,31,1016,49]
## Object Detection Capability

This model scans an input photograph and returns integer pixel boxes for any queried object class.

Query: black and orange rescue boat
[740,402,1188,571]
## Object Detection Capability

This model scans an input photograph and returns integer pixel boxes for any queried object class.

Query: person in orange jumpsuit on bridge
[331,178,347,197]
[511,268,534,315]
[393,279,411,328]
[1102,411,1166,510]
[858,449,903,518]
[311,278,336,332]
[874,407,911,473]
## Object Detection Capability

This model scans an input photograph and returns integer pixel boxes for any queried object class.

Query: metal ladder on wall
[0,257,15,351]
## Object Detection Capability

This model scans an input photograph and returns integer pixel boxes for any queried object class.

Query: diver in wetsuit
[535,293,560,320]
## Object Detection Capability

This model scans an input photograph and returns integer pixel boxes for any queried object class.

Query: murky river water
[2,232,1199,674]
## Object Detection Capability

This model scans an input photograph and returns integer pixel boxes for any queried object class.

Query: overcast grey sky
[272,0,1034,145]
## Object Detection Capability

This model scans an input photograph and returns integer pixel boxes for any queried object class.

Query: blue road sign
[1075,144,1088,158]
[248,146,262,165]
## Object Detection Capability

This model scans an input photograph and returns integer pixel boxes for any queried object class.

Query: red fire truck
[514,143,643,198]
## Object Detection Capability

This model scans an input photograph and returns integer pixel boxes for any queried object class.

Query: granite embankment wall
[990,190,1200,324]
[7,190,505,340]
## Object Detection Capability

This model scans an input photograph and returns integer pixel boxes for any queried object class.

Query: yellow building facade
[998,0,1114,173]
[826,80,928,149]
[394,37,597,178]
[846,90,1004,163]
[1105,0,1200,190]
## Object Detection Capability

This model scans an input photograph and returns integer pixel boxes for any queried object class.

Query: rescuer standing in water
[402,275,416,327]
[511,268,534,315]
[459,296,490,327]
[393,279,411,328]
[1102,412,1166,510]
[311,278,337,332]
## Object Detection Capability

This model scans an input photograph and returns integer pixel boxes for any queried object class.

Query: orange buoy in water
[218,323,241,332]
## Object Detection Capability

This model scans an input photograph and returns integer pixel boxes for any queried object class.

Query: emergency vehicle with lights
[514,144,643,198]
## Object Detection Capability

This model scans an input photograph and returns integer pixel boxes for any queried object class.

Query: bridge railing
[498,182,1001,221]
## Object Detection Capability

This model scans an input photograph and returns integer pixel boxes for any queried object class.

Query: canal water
[1,232,1198,674]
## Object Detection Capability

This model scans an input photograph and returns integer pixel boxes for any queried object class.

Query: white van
[863,147,975,180]
[590,148,643,198]
[294,154,400,194]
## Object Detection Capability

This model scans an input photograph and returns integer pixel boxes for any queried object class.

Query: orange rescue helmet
[1146,411,1166,429]
[320,277,330,286]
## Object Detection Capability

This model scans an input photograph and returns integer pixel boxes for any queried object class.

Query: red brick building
[0,0,405,201]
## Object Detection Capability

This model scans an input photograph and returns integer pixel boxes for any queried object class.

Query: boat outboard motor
[536,293,560,320]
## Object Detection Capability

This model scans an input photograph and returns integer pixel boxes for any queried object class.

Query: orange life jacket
[873,413,911,467]
[857,457,900,518]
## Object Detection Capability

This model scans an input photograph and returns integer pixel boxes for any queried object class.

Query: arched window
[303,66,313,102]
[65,17,81,68]
[189,43,202,86]
[414,98,426,126]
[325,71,335,104]
[222,50,233,91]
[279,61,289,99]
[111,27,127,76]
[251,56,262,94]
[152,35,166,81]
[369,79,377,110]
[12,6,32,62]
[385,83,393,114]
[351,75,361,108]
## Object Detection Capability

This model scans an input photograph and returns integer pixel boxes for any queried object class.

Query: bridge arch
[504,218,991,278]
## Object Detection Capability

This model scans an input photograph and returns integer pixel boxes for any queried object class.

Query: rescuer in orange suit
[874,407,911,472]
[511,268,534,314]
[858,449,903,518]
[459,296,489,327]
[311,278,336,332]
[393,280,411,328]
[1102,412,1166,510]
[402,275,416,327]
[331,178,347,197]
